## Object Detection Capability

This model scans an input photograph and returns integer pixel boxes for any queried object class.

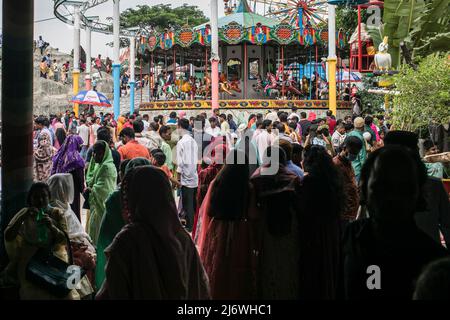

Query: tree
[120,4,208,31]
[383,0,450,67]
[391,54,450,132]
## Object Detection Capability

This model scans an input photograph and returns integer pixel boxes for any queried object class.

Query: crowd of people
[0,105,449,300]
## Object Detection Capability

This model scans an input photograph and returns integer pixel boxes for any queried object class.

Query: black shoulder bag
[26,230,86,298]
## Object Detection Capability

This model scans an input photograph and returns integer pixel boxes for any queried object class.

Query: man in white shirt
[91,117,102,143]
[254,119,275,163]
[133,119,153,153]
[142,114,150,132]
[176,118,199,232]
[205,117,221,138]
[331,123,347,153]
[219,113,230,136]
[77,119,90,159]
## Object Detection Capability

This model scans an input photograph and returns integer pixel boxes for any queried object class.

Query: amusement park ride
[53,0,385,114]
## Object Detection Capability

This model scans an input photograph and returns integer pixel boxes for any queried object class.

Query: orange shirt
[158,165,173,179]
[118,140,150,160]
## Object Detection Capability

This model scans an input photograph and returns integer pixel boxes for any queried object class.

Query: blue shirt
[286,160,304,180]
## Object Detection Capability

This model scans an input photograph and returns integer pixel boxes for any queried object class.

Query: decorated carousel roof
[195,0,280,30]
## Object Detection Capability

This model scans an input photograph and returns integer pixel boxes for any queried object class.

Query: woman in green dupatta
[86,141,117,245]
[95,157,151,290]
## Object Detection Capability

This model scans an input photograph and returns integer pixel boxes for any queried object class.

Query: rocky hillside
[0,47,114,116]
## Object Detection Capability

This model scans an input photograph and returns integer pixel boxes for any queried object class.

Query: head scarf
[34,131,54,162]
[120,157,152,222]
[48,173,94,250]
[86,140,114,186]
[308,112,317,122]
[51,135,85,175]
[384,130,419,152]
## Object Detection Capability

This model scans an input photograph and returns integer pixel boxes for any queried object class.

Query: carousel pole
[112,0,121,120]
[308,48,312,99]
[357,5,362,72]
[244,42,248,99]
[129,36,136,114]
[85,26,92,90]
[149,54,152,101]
[315,44,319,99]
[140,55,143,102]
[327,3,337,115]
[210,0,220,111]
[281,45,285,98]
[73,5,81,117]
[0,0,34,266]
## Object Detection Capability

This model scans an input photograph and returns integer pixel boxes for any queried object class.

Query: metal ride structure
[53,0,140,118]
[256,0,328,31]
[137,0,350,112]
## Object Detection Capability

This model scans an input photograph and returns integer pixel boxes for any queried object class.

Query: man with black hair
[299,111,311,142]
[422,139,444,179]
[279,139,304,179]
[206,117,220,138]
[333,136,363,225]
[194,115,213,154]
[142,114,150,132]
[144,121,164,151]
[176,118,199,232]
[133,120,152,152]
[167,111,178,125]
[254,119,274,163]
[291,143,303,168]
[77,118,90,159]
[158,125,174,170]
[118,127,150,161]
[219,113,230,135]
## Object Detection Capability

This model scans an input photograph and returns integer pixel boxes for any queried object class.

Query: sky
[0,0,227,57]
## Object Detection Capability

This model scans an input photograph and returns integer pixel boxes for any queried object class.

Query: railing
[53,0,136,37]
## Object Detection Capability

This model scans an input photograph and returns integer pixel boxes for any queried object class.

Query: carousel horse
[317,78,328,99]
[218,73,242,96]
[252,75,266,92]
[157,73,177,100]
[283,75,302,99]
[198,73,211,99]
[264,72,280,97]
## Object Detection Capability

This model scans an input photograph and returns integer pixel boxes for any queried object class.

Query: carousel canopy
[195,0,280,30]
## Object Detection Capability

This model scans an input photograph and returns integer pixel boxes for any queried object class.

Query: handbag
[26,230,86,298]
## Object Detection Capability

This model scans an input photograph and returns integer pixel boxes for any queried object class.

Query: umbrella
[72,90,112,107]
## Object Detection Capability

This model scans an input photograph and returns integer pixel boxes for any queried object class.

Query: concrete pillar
[328,4,337,115]
[129,36,136,114]
[113,0,121,119]
[210,0,220,111]
[0,0,34,267]
[85,26,92,90]
[73,6,81,116]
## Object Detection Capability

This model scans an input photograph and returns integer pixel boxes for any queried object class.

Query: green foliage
[391,54,450,132]
[120,4,208,30]
[382,0,450,65]
[383,0,426,67]
[358,75,386,115]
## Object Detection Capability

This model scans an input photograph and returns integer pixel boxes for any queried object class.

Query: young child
[150,149,180,188]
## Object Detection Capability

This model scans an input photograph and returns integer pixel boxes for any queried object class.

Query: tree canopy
[120,4,208,31]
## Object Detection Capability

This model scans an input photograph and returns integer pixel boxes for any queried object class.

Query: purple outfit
[52,135,86,220]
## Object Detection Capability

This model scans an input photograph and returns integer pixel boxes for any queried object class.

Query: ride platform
[139,99,351,111]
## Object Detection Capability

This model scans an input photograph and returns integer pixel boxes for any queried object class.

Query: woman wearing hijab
[34,131,56,182]
[298,145,343,299]
[197,150,255,299]
[116,116,126,138]
[249,146,302,299]
[51,135,86,220]
[86,141,117,245]
[47,174,95,298]
[192,138,228,241]
[1,183,79,299]
[96,165,210,299]
[95,157,150,291]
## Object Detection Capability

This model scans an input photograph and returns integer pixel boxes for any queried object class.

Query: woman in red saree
[97,165,210,299]
[197,150,256,299]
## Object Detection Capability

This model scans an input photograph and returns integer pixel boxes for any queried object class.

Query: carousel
[137,0,351,111]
